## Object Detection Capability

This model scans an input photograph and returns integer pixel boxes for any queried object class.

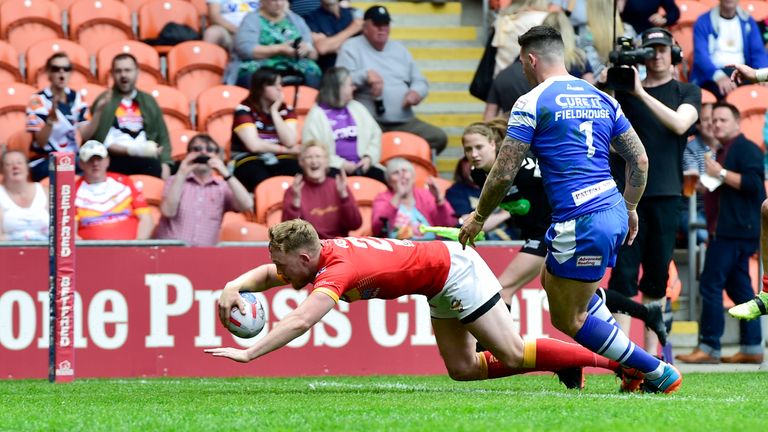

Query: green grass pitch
[2,373,767,431]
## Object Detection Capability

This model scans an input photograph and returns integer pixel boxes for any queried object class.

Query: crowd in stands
[1,0,767,255]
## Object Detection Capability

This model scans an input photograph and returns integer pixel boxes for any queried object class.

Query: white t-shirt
[711,16,745,67]
[207,0,259,27]
[0,183,49,241]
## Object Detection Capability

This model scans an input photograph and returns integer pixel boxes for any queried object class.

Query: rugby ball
[227,292,266,338]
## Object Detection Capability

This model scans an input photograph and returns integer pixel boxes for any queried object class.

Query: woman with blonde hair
[542,11,594,82]
[492,0,550,75]
[579,0,631,78]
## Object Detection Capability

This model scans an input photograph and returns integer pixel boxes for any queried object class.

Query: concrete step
[410,46,483,60]
[416,59,480,70]
[423,90,476,103]
[436,155,461,173]
[419,112,482,128]
[424,70,475,83]
[391,26,477,41]
[350,1,462,26]
[415,102,484,114]
[431,82,472,92]
[401,39,483,48]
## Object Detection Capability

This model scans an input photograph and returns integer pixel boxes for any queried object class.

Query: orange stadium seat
[26,39,96,89]
[123,0,149,12]
[6,128,32,158]
[129,174,165,205]
[187,0,207,17]
[51,0,78,10]
[143,84,192,130]
[701,88,717,104]
[348,176,388,237]
[670,1,710,79]
[0,0,64,54]
[675,0,709,24]
[0,83,38,146]
[166,41,228,102]
[219,220,269,242]
[68,0,134,56]
[137,0,200,54]
[253,175,291,225]
[196,85,249,157]
[743,1,768,21]
[725,84,768,149]
[77,82,108,106]
[168,127,198,160]
[282,85,318,115]
[97,40,165,88]
[0,41,23,84]
[380,131,437,187]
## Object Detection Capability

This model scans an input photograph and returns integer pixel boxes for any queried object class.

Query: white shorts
[428,241,502,322]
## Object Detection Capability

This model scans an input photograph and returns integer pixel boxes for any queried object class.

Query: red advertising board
[0,245,634,379]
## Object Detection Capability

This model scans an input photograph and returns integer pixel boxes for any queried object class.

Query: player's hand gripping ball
[226,292,266,338]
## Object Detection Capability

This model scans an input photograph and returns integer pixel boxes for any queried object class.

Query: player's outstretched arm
[217,264,284,329]
[611,128,649,245]
[458,136,529,247]
[727,64,763,85]
[205,291,336,363]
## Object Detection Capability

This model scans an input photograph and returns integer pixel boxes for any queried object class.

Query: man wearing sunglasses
[25,53,107,181]
[153,134,253,246]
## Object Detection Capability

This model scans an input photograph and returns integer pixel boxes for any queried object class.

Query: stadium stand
[144,84,193,130]
[725,84,768,149]
[380,131,437,187]
[0,40,22,84]
[168,127,198,161]
[281,85,319,116]
[6,128,32,158]
[253,175,292,225]
[218,220,269,242]
[137,0,200,54]
[97,40,164,88]
[196,85,249,158]
[0,83,38,145]
[166,40,228,102]
[129,174,165,206]
[68,0,134,56]
[26,38,95,88]
[348,175,388,237]
[0,0,64,54]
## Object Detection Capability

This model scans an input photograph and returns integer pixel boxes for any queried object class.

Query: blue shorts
[544,203,628,282]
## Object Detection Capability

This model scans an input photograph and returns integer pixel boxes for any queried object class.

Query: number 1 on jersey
[579,120,596,158]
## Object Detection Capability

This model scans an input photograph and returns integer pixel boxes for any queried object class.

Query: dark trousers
[109,155,163,178]
[699,236,761,351]
[233,154,300,192]
[608,196,679,299]
[380,117,448,155]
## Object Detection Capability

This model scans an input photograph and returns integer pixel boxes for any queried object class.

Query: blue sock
[574,314,662,375]
[588,290,618,327]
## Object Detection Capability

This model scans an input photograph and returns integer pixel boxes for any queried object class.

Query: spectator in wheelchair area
[281,140,362,239]
[371,157,455,240]
[26,53,107,181]
[0,150,49,241]
[336,5,448,155]
[302,66,387,184]
[203,0,260,52]
[74,140,154,240]
[154,134,253,246]
[90,53,173,179]
[226,0,322,88]
[231,67,302,192]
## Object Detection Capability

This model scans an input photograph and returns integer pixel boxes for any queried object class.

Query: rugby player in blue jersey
[459,25,681,394]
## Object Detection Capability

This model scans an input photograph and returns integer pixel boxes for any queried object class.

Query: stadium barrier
[0,243,640,379]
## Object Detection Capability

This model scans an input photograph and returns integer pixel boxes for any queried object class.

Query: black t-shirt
[487,59,533,115]
[470,156,551,239]
[611,79,701,197]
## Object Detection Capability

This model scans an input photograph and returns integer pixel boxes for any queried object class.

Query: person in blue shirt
[459,25,681,394]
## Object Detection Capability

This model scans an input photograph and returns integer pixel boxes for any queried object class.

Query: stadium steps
[351,0,484,178]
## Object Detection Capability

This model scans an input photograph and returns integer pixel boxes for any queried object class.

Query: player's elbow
[635,152,649,174]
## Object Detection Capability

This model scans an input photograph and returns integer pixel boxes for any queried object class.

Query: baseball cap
[79,140,108,162]
[364,5,391,25]
[641,27,674,47]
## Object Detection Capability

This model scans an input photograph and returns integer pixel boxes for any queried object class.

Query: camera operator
[154,134,253,246]
[608,28,701,354]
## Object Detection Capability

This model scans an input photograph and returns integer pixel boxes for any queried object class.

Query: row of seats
[0,0,206,55]
[0,38,229,102]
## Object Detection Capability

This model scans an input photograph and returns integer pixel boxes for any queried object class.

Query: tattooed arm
[458,136,530,247]
[610,127,648,245]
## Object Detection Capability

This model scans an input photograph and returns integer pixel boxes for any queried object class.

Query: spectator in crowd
[579,0,629,78]
[483,59,532,121]
[336,5,448,155]
[289,0,319,18]
[620,0,680,34]
[74,140,154,240]
[203,0,260,51]
[445,156,516,241]
[492,0,549,75]
[231,67,302,192]
[608,27,700,356]
[227,0,322,88]
[90,53,172,179]
[372,157,455,239]
[676,102,765,364]
[154,134,253,246]
[304,0,363,72]
[679,102,716,246]
[0,151,49,241]
[691,0,768,98]
[302,66,387,184]
[542,11,593,82]
[26,53,105,181]
[281,141,362,238]
[549,0,586,29]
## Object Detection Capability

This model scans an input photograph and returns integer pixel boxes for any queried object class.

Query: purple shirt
[154,175,236,246]
[322,104,359,163]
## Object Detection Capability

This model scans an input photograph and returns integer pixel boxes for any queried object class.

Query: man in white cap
[75,140,154,240]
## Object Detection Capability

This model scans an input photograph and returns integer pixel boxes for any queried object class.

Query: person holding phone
[154,134,253,246]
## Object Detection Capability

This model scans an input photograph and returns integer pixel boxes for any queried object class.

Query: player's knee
[550,313,583,337]
[446,365,478,381]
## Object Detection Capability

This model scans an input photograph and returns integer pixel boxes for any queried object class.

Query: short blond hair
[268,219,321,254]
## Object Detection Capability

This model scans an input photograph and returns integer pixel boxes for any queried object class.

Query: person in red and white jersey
[205,219,622,389]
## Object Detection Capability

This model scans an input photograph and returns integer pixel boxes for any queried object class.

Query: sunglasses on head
[49,65,73,73]
[190,145,218,153]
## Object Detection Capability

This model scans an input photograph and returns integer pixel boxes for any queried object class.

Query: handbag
[469,27,498,102]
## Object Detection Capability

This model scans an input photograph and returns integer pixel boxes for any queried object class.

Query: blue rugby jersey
[506,76,631,222]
